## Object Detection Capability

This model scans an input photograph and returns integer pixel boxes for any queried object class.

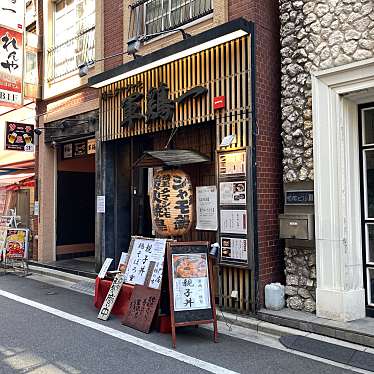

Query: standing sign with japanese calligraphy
[167,242,218,348]
[123,236,167,290]
[122,285,161,333]
[5,122,34,151]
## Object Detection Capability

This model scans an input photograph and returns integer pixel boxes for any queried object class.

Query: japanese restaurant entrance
[91,19,261,314]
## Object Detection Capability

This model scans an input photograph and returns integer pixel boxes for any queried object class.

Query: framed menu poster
[220,181,246,205]
[221,237,248,264]
[218,150,246,177]
[220,210,247,235]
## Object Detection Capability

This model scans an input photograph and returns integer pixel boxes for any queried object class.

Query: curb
[217,311,309,338]
[28,265,95,284]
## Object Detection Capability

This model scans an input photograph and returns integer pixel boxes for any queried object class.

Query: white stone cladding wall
[280,0,374,182]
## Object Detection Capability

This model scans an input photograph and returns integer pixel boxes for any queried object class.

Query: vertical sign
[0,27,23,107]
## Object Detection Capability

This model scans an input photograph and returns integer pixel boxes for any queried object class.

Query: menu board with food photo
[220,181,246,205]
[172,253,211,312]
[5,122,34,151]
[5,229,29,259]
[221,237,248,263]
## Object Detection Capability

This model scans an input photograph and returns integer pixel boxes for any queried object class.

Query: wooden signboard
[167,241,218,348]
[122,285,161,333]
[97,271,126,320]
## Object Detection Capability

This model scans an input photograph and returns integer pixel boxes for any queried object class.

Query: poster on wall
[196,186,218,231]
[5,229,29,259]
[123,237,167,290]
[0,27,23,107]
[220,209,247,235]
[219,181,246,205]
[221,237,248,263]
[172,253,211,312]
[5,122,34,151]
[218,150,246,177]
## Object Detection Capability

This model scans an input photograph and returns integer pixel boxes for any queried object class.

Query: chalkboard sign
[167,241,218,348]
[285,190,314,205]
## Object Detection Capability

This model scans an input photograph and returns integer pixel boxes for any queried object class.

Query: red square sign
[213,96,225,110]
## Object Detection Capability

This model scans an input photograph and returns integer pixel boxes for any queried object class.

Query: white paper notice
[172,253,211,312]
[220,210,247,234]
[218,150,246,176]
[220,181,246,205]
[97,196,105,213]
[196,186,218,231]
[98,258,113,279]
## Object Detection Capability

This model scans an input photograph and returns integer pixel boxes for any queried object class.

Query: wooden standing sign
[167,241,218,348]
[122,285,161,333]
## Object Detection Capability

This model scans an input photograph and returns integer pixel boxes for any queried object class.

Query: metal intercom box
[279,214,314,240]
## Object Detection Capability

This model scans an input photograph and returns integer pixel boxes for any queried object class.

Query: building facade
[87,0,281,313]
[280,0,374,320]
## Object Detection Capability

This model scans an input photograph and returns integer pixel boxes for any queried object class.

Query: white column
[312,67,369,321]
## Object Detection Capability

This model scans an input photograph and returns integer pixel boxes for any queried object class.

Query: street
[0,274,365,374]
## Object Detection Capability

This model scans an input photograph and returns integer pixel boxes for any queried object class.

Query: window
[48,0,95,81]
[144,0,213,36]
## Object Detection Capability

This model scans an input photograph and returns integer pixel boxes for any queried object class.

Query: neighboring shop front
[37,107,98,266]
[90,19,263,313]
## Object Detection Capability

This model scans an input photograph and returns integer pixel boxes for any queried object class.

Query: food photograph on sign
[220,181,246,205]
[221,237,248,263]
[172,253,211,312]
[5,122,34,151]
[5,229,28,259]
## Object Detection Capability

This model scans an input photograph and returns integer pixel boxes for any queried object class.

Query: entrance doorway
[359,104,374,317]
[55,143,96,273]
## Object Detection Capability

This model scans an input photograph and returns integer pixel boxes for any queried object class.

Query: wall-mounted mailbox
[279,213,314,240]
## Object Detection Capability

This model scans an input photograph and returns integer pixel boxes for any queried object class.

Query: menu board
[5,122,34,152]
[220,181,246,205]
[220,210,247,235]
[218,150,246,177]
[221,237,248,263]
[5,229,29,259]
[123,237,167,289]
[196,186,218,231]
[172,253,211,311]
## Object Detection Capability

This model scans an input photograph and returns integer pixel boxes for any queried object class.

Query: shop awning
[134,150,210,168]
[0,172,35,190]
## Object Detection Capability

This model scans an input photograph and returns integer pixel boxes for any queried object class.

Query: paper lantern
[151,169,193,237]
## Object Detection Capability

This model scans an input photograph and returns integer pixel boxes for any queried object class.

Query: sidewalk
[27,263,374,350]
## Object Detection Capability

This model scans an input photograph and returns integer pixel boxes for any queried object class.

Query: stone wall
[285,247,316,312]
[280,0,374,182]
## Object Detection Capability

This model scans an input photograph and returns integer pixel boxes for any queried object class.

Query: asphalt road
[0,274,359,374]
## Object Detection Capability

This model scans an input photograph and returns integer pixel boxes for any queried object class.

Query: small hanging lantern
[151,169,193,237]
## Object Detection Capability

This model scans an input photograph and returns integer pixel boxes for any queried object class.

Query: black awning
[133,150,210,168]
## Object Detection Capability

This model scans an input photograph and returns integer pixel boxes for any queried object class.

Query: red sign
[0,27,23,107]
[213,96,225,110]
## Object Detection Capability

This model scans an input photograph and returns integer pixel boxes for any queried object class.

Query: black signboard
[62,139,95,159]
[167,242,218,348]
[5,122,34,151]
[285,190,314,205]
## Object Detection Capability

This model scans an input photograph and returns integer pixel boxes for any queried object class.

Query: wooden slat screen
[99,35,251,145]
